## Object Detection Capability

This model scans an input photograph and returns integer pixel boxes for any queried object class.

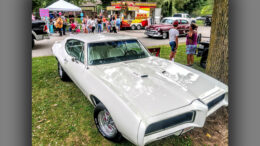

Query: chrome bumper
[145,30,162,38]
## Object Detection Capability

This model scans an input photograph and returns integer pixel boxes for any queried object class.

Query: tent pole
[74,11,76,23]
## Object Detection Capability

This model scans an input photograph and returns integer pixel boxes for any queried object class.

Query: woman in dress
[186,23,198,66]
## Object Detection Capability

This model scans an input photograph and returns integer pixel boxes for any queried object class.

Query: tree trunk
[206,0,228,84]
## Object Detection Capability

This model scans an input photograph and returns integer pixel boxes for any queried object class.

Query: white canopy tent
[46,0,82,12]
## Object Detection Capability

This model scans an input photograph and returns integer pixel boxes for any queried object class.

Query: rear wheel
[137,25,141,30]
[94,103,122,142]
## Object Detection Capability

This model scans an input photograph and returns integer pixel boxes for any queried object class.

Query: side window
[65,39,85,63]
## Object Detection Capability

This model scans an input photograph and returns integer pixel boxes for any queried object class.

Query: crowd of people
[46,12,122,36]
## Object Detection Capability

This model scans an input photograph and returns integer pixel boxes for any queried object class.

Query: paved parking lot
[32,26,211,58]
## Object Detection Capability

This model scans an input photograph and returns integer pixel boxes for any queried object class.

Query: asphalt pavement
[32,26,211,58]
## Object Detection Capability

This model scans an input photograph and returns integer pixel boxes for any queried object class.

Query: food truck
[106,1,157,30]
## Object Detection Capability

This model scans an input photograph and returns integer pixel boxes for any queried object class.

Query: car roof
[66,33,138,44]
[162,17,188,20]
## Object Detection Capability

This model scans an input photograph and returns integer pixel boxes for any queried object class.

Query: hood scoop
[141,74,148,78]
[133,72,149,78]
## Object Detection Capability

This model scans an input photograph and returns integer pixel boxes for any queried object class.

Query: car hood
[91,57,226,118]
[148,24,172,29]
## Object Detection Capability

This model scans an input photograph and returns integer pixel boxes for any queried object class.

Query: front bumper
[145,30,162,38]
[136,93,228,145]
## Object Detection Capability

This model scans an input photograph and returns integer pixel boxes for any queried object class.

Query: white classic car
[52,33,228,145]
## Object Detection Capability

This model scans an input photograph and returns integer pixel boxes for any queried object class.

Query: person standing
[86,16,91,33]
[97,16,102,33]
[110,17,117,33]
[116,16,121,32]
[55,14,63,36]
[61,13,67,35]
[91,17,95,33]
[168,20,179,62]
[186,23,198,66]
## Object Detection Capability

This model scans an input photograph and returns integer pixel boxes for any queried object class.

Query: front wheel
[94,103,122,142]
[162,32,168,39]
[58,62,70,81]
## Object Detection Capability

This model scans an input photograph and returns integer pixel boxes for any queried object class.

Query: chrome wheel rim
[98,110,117,137]
[58,64,63,77]
[163,33,167,39]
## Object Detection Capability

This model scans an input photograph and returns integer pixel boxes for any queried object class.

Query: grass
[196,20,205,26]
[32,44,204,145]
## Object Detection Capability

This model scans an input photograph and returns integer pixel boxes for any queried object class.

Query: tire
[200,49,208,69]
[58,62,70,81]
[137,25,141,30]
[197,33,202,44]
[32,39,35,48]
[131,25,136,30]
[94,103,123,142]
[162,32,168,39]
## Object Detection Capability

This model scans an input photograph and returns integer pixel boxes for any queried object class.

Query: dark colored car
[32,20,49,48]
[197,34,210,68]
[204,15,212,26]
[145,18,190,39]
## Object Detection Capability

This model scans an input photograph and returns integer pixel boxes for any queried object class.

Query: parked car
[173,13,196,23]
[32,20,50,48]
[145,17,190,39]
[197,33,210,68]
[52,33,228,146]
[196,16,207,21]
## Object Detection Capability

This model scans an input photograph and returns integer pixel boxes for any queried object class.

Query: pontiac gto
[52,33,228,145]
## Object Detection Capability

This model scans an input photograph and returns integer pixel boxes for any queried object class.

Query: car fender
[76,70,142,145]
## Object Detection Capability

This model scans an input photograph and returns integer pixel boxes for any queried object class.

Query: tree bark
[206,0,228,84]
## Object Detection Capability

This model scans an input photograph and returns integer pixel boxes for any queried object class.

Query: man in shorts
[169,20,179,62]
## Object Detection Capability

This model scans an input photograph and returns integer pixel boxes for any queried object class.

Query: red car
[145,17,190,39]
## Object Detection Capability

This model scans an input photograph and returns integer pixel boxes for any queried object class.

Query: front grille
[145,111,195,136]
[207,94,225,109]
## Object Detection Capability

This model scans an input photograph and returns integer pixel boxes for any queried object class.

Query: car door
[63,39,88,92]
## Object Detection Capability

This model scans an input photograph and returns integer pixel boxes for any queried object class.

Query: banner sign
[111,1,156,8]
[135,13,148,19]
[128,6,139,11]
[135,2,156,7]
[106,6,121,11]
[82,7,95,11]
[39,8,49,17]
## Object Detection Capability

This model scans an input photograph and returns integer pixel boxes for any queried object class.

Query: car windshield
[161,19,174,24]
[87,39,150,65]
[173,14,182,17]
